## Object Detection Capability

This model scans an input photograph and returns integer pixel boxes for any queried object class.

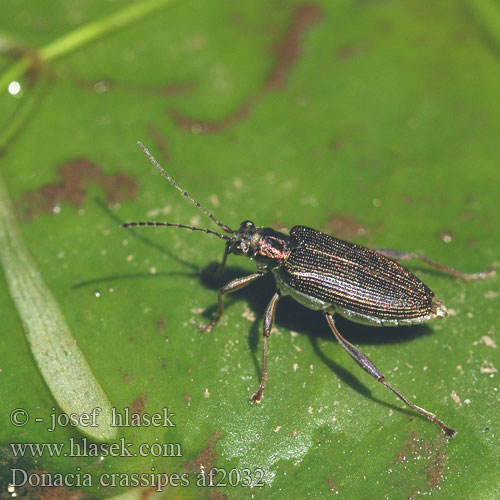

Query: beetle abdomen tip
[431,296,448,318]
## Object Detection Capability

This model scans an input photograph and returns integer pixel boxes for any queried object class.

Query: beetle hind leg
[375,248,495,281]
[251,292,280,403]
[324,313,457,438]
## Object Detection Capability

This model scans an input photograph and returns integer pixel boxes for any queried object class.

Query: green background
[1,0,499,498]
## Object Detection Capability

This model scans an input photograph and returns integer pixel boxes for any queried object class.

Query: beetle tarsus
[463,264,496,281]
[199,323,213,333]
[442,425,458,438]
[250,389,263,403]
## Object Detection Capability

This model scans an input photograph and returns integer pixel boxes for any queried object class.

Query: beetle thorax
[230,221,291,269]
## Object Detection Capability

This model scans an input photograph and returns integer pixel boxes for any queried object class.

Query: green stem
[0,0,177,91]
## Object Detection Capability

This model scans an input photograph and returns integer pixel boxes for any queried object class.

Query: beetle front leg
[324,313,457,438]
[251,292,280,403]
[200,272,264,333]
[215,242,230,277]
[375,248,495,281]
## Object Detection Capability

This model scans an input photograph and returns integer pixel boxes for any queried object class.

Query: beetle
[123,142,495,438]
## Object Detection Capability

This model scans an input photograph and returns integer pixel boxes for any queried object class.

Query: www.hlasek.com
[10,437,182,459]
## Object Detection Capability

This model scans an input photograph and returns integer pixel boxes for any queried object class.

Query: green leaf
[1,0,499,498]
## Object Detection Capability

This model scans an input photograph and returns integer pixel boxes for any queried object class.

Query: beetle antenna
[121,221,231,241]
[137,142,233,234]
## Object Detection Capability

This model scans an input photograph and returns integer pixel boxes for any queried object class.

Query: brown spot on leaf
[140,488,160,500]
[327,475,339,493]
[184,431,223,474]
[336,44,361,60]
[148,124,170,164]
[425,450,446,488]
[330,138,344,150]
[324,212,371,240]
[396,431,449,492]
[17,158,137,220]
[151,82,196,96]
[156,316,167,333]
[169,100,253,134]
[129,393,149,415]
[169,4,323,134]
[209,492,228,500]
[266,4,323,91]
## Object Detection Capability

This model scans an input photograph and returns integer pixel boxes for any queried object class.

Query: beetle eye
[237,241,249,253]
[231,240,249,255]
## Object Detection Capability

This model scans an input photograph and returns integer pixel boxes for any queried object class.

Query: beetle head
[229,220,261,256]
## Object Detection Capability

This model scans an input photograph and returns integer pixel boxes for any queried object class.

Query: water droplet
[8,81,21,96]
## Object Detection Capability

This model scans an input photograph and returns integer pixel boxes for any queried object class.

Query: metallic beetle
[123,142,494,437]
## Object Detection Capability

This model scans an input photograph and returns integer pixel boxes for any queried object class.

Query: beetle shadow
[199,262,433,418]
[72,199,206,289]
[71,270,193,290]
[95,197,200,272]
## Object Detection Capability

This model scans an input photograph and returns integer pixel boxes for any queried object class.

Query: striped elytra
[283,226,437,321]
